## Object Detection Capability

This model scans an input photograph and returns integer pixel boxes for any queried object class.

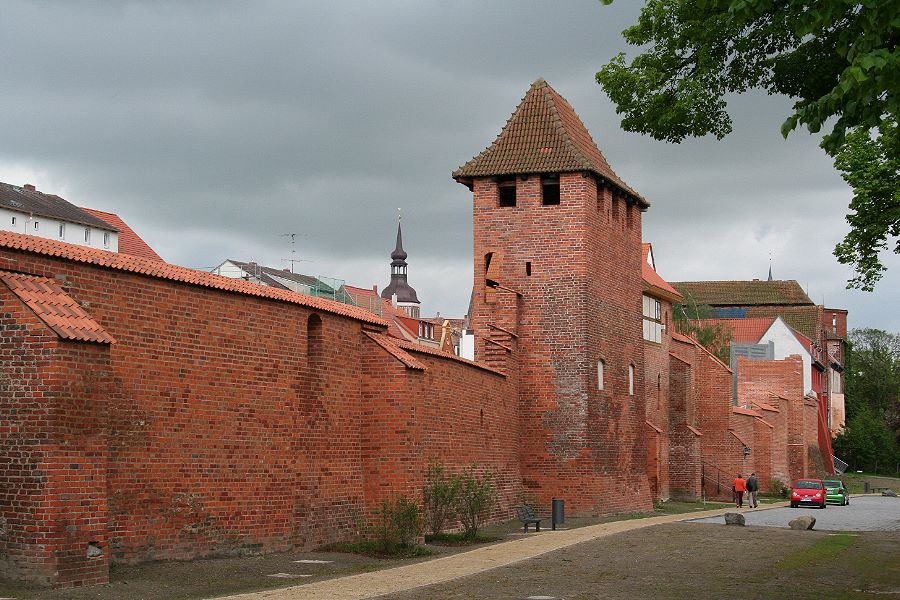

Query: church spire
[381,210,420,316]
[768,254,773,281]
[391,210,407,262]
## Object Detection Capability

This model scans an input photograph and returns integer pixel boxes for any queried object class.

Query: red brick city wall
[0,246,527,586]
[737,356,806,482]
[360,341,521,523]
[666,353,700,500]
[644,299,672,501]
[752,418,773,493]
[804,398,825,477]
[0,285,111,587]
[470,174,651,516]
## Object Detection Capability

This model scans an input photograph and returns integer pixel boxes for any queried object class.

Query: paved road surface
[691,495,899,531]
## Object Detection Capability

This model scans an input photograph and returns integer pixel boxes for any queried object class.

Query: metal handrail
[833,455,849,475]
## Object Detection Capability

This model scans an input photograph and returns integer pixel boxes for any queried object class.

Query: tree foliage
[597,0,900,289]
[832,118,900,291]
[674,298,733,363]
[834,328,900,474]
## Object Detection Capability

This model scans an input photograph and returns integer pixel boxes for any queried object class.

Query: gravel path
[219,505,752,600]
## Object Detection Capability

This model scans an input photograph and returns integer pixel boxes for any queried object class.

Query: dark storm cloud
[0,1,895,328]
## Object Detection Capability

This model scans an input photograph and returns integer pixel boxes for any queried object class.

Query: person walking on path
[732,474,747,508]
[746,472,759,508]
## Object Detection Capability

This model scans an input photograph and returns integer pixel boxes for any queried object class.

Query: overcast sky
[1,1,896,331]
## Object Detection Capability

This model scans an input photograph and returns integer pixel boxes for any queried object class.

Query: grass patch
[425,532,501,546]
[840,472,900,495]
[320,540,433,559]
[775,533,855,570]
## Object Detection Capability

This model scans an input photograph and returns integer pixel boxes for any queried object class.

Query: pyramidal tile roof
[0,270,115,343]
[0,231,387,327]
[453,78,647,207]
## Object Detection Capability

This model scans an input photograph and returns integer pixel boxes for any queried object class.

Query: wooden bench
[515,505,543,533]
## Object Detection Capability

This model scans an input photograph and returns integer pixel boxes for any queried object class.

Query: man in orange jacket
[732,474,747,508]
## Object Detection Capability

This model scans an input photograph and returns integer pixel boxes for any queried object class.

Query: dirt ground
[389,523,900,600]
[3,497,890,599]
[0,501,733,600]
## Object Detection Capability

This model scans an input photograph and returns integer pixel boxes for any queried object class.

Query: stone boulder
[788,516,816,530]
[724,512,745,526]
[882,489,897,497]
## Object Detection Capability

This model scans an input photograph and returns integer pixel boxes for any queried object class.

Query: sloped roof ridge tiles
[363,331,425,370]
[0,270,115,344]
[392,337,506,376]
[452,79,646,206]
[0,231,387,327]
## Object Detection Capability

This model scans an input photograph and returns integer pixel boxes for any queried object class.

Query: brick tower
[453,79,652,515]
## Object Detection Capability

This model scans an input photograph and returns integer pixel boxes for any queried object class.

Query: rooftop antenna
[279,233,310,273]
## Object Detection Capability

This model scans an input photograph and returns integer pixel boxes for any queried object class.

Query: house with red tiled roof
[79,207,163,261]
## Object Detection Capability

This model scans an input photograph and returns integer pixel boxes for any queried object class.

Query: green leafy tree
[844,328,900,435]
[673,298,733,364]
[597,1,900,289]
[832,404,898,474]
[832,119,900,291]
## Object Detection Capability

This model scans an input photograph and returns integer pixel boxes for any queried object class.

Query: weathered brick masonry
[0,78,832,588]
[0,237,519,587]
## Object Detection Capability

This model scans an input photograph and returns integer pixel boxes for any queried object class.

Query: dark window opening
[498,178,516,207]
[526,261,532,276]
[542,175,560,205]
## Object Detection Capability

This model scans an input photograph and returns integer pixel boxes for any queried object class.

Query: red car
[790,479,827,509]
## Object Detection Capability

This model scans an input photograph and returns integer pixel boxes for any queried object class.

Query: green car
[823,479,850,505]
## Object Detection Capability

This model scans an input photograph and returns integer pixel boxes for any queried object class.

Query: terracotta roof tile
[743,306,821,341]
[751,400,780,413]
[642,243,682,301]
[702,317,775,344]
[79,207,163,262]
[0,231,387,327]
[672,280,813,307]
[392,337,506,376]
[0,270,115,343]
[453,79,647,207]
[729,429,750,447]
[363,331,426,370]
[672,332,695,345]
[733,406,762,418]
[645,420,663,434]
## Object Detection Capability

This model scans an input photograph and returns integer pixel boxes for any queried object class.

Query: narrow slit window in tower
[526,261,532,276]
